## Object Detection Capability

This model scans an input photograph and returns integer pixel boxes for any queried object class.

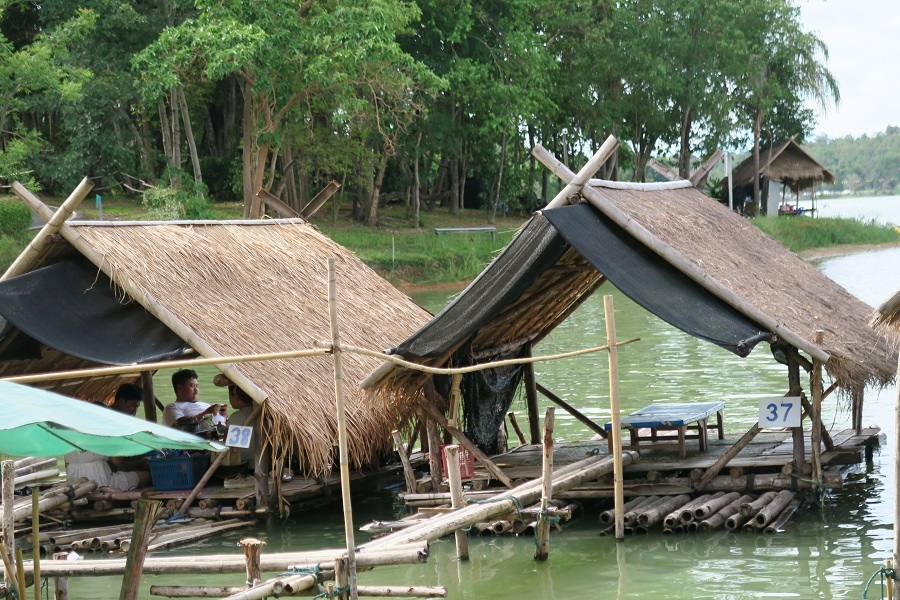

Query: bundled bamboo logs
[598,490,806,535]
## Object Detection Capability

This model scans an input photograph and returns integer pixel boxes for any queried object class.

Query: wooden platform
[471,427,882,482]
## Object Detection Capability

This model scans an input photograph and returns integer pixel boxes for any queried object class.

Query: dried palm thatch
[2,218,431,475]
[731,138,836,192]
[872,287,900,348]
[368,176,895,412]
[583,179,895,389]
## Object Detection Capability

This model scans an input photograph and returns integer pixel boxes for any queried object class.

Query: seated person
[162,368,220,432]
[65,385,152,490]
[109,383,153,473]
[213,374,259,476]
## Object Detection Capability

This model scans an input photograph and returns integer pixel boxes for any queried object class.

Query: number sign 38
[758,396,801,428]
[226,425,253,449]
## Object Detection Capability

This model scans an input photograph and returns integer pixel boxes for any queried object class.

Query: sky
[799,0,900,139]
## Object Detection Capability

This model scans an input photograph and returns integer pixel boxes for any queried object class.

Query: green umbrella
[0,380,225,457]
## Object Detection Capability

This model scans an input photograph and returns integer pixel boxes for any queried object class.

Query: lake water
[68,196,900,599]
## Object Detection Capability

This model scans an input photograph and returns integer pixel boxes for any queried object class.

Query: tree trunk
[752,109,762,210]
[240,81,255,217]
[367,144,391,226]
[678,106,693,179]
[490,130,508,223]
[449,156,460,215]
[413,131,422,229]
[177,87,203,189]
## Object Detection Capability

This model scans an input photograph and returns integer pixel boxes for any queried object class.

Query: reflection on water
[66,198,900,599]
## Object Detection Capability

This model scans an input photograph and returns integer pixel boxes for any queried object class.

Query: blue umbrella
[0,380,225,457]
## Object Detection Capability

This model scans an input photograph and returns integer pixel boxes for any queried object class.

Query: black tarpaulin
[392,216,569,358]
[0,258,189,365]
[542,203,771,356]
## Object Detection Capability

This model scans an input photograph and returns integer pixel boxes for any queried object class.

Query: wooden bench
[605,401,725,458]
[434,227,497,240]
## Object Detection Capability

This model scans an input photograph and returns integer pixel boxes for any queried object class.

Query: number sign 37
[226,425,253,449]
[758,396,801,428]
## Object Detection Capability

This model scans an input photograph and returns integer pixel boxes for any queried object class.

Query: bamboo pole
[535,407,554,561]
[327,258,357,600]
[695,423,762,490]
[699,494,753,532]
[417,399,513,488]
[423,416,443,490]
[604,295,625,541]
[392,431,417,494]
[32,488,41,595]
[692,492,740,521]
[10,183,270,404]
[15,549,26,600]
[119,499,164,600]
[530,145,830,364]
[739,492,777,518]
[2,460,18,593]
[53,552,69,600]
[763,497,803,534]
[600,497,653,525]
[535,383,607,439]
[300,180,341,220]
[752,490,795,527]
[545,135,619,209]
[443,446,468,561]
[637,495,691,527]
[446,373,462,429]
[149,585,248,597]
[3,177,93,280]
[506,412,527,445]
[13,482,98,523]
[362,451,638,550]
[811,330,825,500]
[141,371,158,423]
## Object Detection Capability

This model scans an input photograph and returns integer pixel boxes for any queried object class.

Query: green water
[63,199,900,599]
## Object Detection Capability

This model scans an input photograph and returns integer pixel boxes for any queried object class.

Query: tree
[134,0,440,218]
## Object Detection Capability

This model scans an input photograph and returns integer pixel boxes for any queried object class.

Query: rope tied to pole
[278,563,323,577]
[532,508,562,549]
[862,566,896,599]
[466,495,524,518]
[314,584,350,599]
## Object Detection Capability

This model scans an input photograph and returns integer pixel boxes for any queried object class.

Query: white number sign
[225,425,253,449]
[758,396,801,428]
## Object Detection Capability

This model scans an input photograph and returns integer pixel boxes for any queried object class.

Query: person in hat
[214,373,259,475]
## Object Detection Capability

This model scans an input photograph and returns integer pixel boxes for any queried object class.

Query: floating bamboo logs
[693,492,740,521]
[14,481,98,522]
[362,451,639,550]
[197,499,220,510]
[698,494,753,533]
[678,493,724,524]
[147,521,255,552]
[2,460,18,594]
[624,496,667,527]
[150,585,248,597]
[752,491,796,528]
[637,495,691,528]
[739,491,778,518]
[764,498,804,533]
[601,497,650,525]
[725,511,750,531]
[24,543,431,577]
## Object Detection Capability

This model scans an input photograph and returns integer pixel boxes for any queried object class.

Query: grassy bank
[751,216,900,253]
[2,192,897,287]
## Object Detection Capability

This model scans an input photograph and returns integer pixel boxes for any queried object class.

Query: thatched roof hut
[0,192,431,476]
[367,157,895,451]
[873,288,900,345]
[731,138,836,193]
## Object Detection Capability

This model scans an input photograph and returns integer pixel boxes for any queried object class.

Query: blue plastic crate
[148,454,210,491]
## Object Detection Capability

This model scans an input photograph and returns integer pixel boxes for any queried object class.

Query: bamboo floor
[463,426,882,484]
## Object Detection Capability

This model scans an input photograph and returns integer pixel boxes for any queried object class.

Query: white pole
[327,258,357,600]
[726,153,733,211]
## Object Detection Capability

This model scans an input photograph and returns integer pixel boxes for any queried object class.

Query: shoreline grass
[2,193,897,286]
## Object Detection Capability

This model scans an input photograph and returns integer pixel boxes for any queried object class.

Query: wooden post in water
[32,486,41,595]
[786,351,806,473]
[810,331,825,499]
[392,430,417,494]
[119,499,164,600]
[507,412,527,445]
[443,445,468,560]
[52,552,69,600]
[327,258,357,600]
[238,538,265,587]
[523,343,541,443]
[447,373,462,428]
[1,460,18,596]
[894,349,900,577]
[535,407,555,561]
[603,295,626,541]
[140,371,158,423]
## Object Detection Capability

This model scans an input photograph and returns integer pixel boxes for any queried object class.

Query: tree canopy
[0,0,842,222]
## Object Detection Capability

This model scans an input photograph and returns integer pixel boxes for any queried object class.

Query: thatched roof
[873,287,900,345]
[731,138,837,192]
[0,217,431,474]
[370,177,896,406]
